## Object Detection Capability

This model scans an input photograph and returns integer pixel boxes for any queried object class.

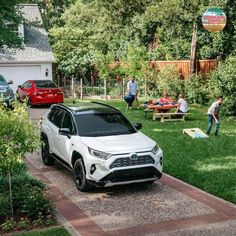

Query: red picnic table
[147,104,177,112]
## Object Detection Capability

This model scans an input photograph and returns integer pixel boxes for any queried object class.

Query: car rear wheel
[73,159,91,192]
[41,138,54,166]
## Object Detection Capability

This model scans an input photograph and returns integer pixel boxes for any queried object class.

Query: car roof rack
[91,101,120,112]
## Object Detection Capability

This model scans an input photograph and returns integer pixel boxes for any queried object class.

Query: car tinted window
[22,81,29,88]
[35,81,57,88]
[75,113,136,137]
[61,112,74,134]
[48,107,65,128]
[25,82,32,88]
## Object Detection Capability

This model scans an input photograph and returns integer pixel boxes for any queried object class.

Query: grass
[65,99,236,203]
[16,227,70,236]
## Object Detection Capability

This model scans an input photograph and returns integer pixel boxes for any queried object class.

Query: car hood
[81,132,156,154]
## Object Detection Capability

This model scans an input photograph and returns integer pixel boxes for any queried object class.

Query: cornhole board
[183,128,209,138]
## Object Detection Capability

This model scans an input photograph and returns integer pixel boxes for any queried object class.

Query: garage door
[0,65,41,91]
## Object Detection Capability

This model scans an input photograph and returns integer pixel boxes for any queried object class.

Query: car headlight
[151,144,160,155]
[88,147,112,160]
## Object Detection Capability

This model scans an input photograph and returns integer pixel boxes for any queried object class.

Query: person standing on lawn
[206,96,223,136]
[125,77,138,108]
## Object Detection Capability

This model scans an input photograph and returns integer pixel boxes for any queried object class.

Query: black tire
[16,92,21,102]
[73,159,91,192]
[41,138,55,166]
[27,96,32,107]
[145,180,155,185]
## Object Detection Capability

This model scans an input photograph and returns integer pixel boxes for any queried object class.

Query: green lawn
[16,227,70,236]
[65,99,236,203]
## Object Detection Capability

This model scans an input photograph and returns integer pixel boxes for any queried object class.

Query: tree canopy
[0,0,23,48]
[48,0,236,77]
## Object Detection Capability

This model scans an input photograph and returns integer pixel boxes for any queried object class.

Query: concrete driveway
[26,107,236,236]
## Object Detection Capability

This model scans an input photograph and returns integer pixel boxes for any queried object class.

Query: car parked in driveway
[0,75,15,108]
[40,102,163,192]
[17,80,64,106]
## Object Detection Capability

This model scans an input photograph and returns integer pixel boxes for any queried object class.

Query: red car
[17,80,64,106]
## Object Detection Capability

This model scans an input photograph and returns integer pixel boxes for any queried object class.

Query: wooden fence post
[189,23,197,80]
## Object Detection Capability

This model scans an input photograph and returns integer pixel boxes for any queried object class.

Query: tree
[0,103,39,217]
[0,0,23,48]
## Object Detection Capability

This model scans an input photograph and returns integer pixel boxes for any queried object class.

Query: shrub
[208,56,236,116]
[185,76,210,105]
[0,170,51,220]
[156,65,185,99]
[0,194,10,218]
[22,190,53,220]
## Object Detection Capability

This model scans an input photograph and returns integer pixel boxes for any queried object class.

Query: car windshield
[75,113,137,137]
[35,81,57,88]
[0,76,7,86]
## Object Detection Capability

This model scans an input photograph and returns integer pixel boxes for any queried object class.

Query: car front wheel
[73,159,91,192]
[26,96,32,107]
[41,138,54,166]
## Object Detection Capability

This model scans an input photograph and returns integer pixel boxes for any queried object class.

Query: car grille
[100,167,161,183]
[110,155,155,169]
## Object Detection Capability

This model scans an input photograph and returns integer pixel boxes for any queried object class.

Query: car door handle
[46,126,50,131]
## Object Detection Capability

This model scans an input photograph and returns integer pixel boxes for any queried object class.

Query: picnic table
[145,104,187,122]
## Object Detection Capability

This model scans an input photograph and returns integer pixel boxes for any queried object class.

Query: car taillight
[34,91,44,95]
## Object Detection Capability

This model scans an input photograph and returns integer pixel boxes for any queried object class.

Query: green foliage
[22,190,53,220]
[0,103,39,174]
[156,65,184,98]
[17,227,70,236]
[0,194,9,218]
[208,56,236,116]
[185,77,210,105]
[0,0,23,48]
[0,167,55,231]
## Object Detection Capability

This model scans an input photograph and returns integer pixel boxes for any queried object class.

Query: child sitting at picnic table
[159,91,175,104]
[176,94,188,113]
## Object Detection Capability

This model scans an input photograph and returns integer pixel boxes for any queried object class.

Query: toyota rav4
[40,102,163,192]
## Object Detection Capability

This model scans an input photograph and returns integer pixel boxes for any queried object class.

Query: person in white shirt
[125,77,138,107]
[176,94,188,113]
[207,96,223,136]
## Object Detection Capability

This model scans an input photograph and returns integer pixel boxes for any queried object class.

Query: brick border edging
[25,158,236,236]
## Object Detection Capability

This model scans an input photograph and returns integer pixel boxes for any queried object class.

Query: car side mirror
[59,128,71,138]
[134,123,142,130]
[17,85,22,89]
[7,80,13,85]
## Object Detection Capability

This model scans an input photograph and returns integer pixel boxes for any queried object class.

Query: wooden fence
[150,59,218,79]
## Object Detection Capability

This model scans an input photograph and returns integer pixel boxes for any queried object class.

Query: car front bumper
[85,150,163,187]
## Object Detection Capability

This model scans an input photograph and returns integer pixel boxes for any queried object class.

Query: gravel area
[150,219,236,236]
[27,152,215,232]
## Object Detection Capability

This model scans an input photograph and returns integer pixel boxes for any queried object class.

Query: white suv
[40,102,163,192]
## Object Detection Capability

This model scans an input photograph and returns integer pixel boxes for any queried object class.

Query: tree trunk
[122,77,125,97]
[71,75,75,98]
[189,23,197,80]
[80,77,83,100]
[104,77,107,100]
[8,171,14,217]
[144,77,147,99]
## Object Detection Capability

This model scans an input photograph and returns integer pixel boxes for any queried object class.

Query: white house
[0,4,56,91]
